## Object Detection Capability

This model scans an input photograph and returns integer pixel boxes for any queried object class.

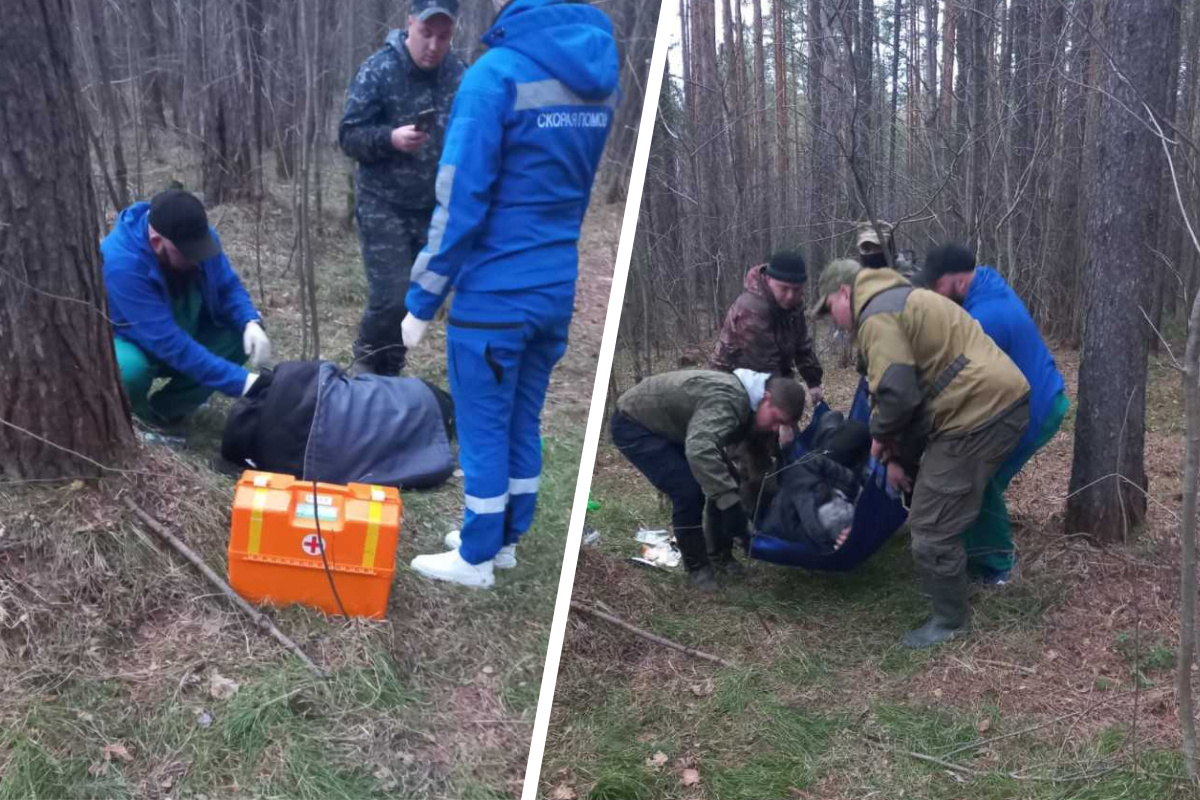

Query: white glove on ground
[243,321,271,369]
[242,373,259,397]
[401,313,430,349]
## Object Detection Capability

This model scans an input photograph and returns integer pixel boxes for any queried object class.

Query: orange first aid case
[228,471,403,619]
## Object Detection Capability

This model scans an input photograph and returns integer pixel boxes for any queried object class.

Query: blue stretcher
[748,377,909,571]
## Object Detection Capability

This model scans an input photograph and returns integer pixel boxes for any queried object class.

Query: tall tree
[752,0,768,254]
[0,0,136,479]
[773,0,790,230]
[85,0,131,208]
[1066,0,1174,542]
[807,0,828,272]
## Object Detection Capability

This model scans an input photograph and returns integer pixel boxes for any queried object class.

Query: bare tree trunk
[888,0,902,208]
[0,0,136,479]
[752,0,768,255]
[857,0,876,205]
[296,0,320,358]
[940,1,956,132]
[1181,283,1200,781]
[807,0,828,274]
[136,0,168,128]
[85,0,131,208]
[1066,0,1173,543]
[1151,0,1185,350]
[773,0,790,232]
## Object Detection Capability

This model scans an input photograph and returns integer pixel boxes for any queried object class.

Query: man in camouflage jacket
[710,251,824,404]
[339,0,466,375]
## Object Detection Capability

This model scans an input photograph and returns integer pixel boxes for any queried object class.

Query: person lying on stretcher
[758,410,873,553]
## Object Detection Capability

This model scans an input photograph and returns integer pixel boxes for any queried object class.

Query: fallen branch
[570,601,736,668]
[860,733,1121,783]
[975,658,1038,676]
[123,496,328,679]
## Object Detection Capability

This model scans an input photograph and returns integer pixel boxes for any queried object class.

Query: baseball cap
[855,219,893,252]
[148,190,219,263]
[809,258,863,317]
[412,0,458,21]
[911,243,975,288]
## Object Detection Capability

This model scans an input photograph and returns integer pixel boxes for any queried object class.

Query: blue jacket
[964,267,1066,452]
[102,202,260,397]
[405,0,619,321]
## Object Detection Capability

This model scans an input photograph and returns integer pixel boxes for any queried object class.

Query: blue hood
[963,266,1066,451]
[483,0,619,99]
[966,264,1008,304]
[107,203,155,261]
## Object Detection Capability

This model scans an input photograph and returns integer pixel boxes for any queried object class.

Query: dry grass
[541,328,1196,800]
[0,139,621,799]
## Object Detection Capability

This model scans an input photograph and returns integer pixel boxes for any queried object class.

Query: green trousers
[963,392,1070,576]
[113,285,245,424]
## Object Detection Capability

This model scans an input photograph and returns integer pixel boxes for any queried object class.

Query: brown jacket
[853,268,1029,444]
[710,265,823,387]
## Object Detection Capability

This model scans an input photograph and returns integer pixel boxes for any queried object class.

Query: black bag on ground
[221,361,455,490]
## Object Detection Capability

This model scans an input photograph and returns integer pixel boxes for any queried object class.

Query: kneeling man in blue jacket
[102,190,271,425]
[914,244,1070,585]
[399,0,619,588]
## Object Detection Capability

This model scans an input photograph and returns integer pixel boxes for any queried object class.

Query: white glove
[243,321,271,369]
[401,313,430,349]
[242,373,259,397]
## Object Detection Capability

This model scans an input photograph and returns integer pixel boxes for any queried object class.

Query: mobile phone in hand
[415,108,437,133]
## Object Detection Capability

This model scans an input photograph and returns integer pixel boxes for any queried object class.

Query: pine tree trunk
[752,0,768,255]
[86,0,131,208]
[807,0,828,274]
[0,0,136,479]
[1066,0,1173,542]
[773,0,789,231]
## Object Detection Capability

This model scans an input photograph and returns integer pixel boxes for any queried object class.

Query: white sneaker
[410,549,494,589]
[443,530,517,569]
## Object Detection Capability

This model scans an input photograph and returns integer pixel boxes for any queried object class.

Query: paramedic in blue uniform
[399,0,619,588]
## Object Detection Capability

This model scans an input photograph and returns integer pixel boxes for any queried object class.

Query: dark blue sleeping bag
[749,378,908,570]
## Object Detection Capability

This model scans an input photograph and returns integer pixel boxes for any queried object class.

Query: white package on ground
[632,528,682,569]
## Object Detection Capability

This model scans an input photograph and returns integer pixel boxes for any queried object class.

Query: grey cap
[412,0,458,20]
[809,258,863,317]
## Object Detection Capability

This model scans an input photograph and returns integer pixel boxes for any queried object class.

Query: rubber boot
[902,569,970,648]
[689,565,718,592]
[711,550,746,577]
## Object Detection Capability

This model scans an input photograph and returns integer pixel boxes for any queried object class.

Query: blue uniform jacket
[405,0,619,321]
[102,202,260,397]
[964,266,1066,452]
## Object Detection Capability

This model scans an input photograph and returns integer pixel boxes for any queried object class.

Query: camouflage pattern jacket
[616,370,758,511]
[710,264,824,387]
[338,30,466,212]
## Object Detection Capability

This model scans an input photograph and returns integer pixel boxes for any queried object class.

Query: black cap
[412,0,458,21]
[148,190,220,263]
[764,250,807,284]
[913,243,975,288]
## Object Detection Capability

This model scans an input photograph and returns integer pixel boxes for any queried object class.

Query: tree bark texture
[0,0,136,479]
[1066,0,1174,542]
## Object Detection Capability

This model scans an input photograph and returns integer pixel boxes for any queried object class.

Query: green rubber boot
[903,570,970,648]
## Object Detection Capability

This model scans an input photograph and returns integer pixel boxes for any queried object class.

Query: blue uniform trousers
[447,284,573,564]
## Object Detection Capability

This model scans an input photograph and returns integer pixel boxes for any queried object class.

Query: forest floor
[0,146,615,799]
[541,334,1197,800]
